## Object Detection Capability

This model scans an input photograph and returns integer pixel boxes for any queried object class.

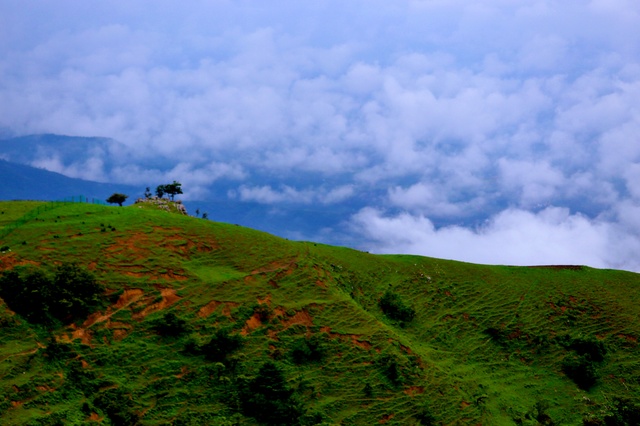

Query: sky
[1,0,640,271]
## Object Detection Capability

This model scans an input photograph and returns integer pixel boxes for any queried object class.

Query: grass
[0,200,639,424]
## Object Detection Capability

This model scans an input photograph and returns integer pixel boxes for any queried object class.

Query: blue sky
[1,1,640,271]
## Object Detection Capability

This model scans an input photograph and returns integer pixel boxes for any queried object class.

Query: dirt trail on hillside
[63,286,183,344]
[133,288,181,320]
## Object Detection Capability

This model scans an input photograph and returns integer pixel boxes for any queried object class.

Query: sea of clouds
[1,0,639,270]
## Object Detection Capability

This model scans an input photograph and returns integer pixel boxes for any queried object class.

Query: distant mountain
[0,159,138,202]
[0,133,124,168]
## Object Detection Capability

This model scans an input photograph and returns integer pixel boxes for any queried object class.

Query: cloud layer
[1,0,640,270]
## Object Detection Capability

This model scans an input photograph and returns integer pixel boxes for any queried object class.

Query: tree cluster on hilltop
[107,181,183,207]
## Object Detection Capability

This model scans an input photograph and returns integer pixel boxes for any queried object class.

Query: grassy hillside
[0,200,639,425]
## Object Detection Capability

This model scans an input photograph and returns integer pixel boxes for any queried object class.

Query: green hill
[0,200,639,425]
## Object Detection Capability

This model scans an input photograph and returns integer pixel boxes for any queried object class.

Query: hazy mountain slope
[0,159,138,202]
[0,134,124,170]
[0,201,638,425]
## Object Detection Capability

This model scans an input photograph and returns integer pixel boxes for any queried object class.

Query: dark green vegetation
[106,193,128,207]
[0,262,104,325]
[0,200,639,425]
[155,181,183,201]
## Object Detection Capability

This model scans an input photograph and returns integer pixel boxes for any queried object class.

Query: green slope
[0,200,639,425]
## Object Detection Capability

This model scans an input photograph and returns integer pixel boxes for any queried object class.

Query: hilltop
[0,200,639,425]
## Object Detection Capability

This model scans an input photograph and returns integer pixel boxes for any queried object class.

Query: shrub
[562,354,598,390]
[377,353,405,386]
[240,361,302,425]
[43,338,74,362]
[379,290,416,324]
[569,337,606,362]
[415,403,437,425]
[93,387,140,426]
[560,336,607,390]
[201,328,244,362]
[153,312,189,337]
[0,264,104,325]
[603,397,640,425]
[290,334,325,364]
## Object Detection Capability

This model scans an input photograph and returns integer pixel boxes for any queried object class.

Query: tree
[144,187,152,198]
[106,193,128,206]
[155,185,166,198]
[163,180,183,200]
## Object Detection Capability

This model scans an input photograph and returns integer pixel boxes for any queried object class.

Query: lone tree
[155,185,165,198]
[163,181,183,200]
[106,193,128,206]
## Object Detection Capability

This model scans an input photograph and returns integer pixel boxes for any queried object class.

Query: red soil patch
[107,321,130,329]
[155,269,188,281]
[133,288,181,320]
[274,263,297,280]
[267,329,279,340]
[251,260,293,275]
[88,413,102,422]
[379,414,395,423]
[351,336,372,350]
[249,259,298,287]
[399,344,413,354]
[0,252,38,270]
[461,401,471,409]
[197,300,240,317]
[105,234,152,258]
[81,360,90,369]
[157,231,218,257]
[72,327,93,346]
[120,267,188,281]
[115,289,145,309]
[404,386,425,396]
[120,269,146,278]
[617,334,638,343]
[222,302,240,317]
[315,280,327,288]
[175,366,188,379]
[282,310,314,328]
[241,313,263,336]
[257,294,271,306]
[198,301,222,317]
[112,330,129,341]
[319,326,372,350]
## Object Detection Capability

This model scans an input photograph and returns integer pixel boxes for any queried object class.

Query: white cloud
[351,206,640,271]
[230,184,356,205]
